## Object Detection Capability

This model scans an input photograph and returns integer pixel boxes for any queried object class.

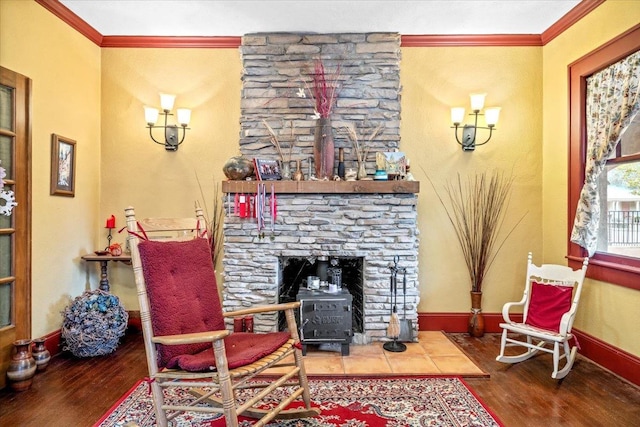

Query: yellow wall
[542,0,640,356]
[401,46,543,313]
[0,0,102,338]
[100,48,241,308]
[1,0,639,358]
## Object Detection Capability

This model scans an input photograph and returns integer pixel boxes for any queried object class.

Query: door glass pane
[0,204,11,228]
[0,282,11,327]
[0,135,12,178]
[0,85,12,130]
[0,234,11,277]
[0,282,13,328]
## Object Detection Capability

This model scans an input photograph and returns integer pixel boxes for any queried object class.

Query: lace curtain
[570,50,640,256]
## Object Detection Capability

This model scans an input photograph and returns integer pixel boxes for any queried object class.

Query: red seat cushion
[167,331,292,372]
[138,238,225,368]
[525,281,573,332]
[138,238,293,372]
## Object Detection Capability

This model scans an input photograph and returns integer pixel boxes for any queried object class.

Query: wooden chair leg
[151,379,169,427]
[212,339,238,427]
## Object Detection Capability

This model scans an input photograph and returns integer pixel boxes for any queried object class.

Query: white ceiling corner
[57,0,582,37]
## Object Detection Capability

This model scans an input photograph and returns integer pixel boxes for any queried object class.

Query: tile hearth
[264,331,486,377]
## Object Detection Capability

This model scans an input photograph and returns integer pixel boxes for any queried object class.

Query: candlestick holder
[105,228,113,251]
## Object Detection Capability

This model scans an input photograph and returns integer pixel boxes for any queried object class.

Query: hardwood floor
[0,329,638,426]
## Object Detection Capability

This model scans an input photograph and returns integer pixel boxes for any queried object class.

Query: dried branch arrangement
[262,119,295,162]
[342,123,383,164]
[429,171,527,293]
[196,176,225,268]
[300,58,342,119]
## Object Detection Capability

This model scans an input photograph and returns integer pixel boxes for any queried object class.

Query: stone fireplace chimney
[221,32,419,343]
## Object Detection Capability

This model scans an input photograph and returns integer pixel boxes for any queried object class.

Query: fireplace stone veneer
[222,186,419,344]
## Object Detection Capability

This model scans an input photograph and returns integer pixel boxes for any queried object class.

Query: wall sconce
[451,93,500,151]
[144,94,191,151]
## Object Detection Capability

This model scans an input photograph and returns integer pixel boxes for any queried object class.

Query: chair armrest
[152,329,230,346]
[501,298,526,323]
[223,302,301,318]
[558,310,576,336]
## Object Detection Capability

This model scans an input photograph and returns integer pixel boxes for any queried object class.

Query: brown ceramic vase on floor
[468,291,485,337]
[314,117,335,180]
[32,338,51,372]
[7,339,37,391]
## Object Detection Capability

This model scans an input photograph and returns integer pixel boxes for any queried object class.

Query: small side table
[81,254,131,292]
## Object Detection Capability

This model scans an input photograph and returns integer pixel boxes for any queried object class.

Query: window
[601,116,640,256]
[568,24,640,290]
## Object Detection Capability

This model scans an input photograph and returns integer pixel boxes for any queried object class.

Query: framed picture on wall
[50,134,76,197]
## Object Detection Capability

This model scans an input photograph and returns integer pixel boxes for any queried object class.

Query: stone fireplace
[221,185,419,343]
[221,32,419,343]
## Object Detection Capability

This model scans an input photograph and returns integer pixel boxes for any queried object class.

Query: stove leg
[341,343,349,356]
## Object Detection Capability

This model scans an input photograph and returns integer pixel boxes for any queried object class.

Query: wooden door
[0,66,32,389]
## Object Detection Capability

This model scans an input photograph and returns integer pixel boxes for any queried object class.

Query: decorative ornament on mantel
[343,123,383,180]
[314,117,335,180]
[262,119,295,179]
[429,170,526,337]
[222,156,255,181]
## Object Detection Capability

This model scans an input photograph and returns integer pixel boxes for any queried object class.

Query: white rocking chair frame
[496,252,589,379]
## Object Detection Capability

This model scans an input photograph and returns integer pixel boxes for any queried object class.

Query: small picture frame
[50,134,76,197]
[376,151,406,179]
[254,158,281,181]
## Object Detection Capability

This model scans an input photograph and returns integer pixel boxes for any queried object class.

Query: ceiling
[58,0,582,37]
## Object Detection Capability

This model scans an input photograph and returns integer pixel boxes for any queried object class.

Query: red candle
[105,215,116,229]
[233,317,244,333]
[244,316,254,333]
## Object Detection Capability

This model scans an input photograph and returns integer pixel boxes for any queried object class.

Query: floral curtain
[570,50,640,256]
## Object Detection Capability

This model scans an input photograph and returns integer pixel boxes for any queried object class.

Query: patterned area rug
[95,376,502,426]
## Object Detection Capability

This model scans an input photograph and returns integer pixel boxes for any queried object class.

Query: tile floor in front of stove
[266,331,486,376]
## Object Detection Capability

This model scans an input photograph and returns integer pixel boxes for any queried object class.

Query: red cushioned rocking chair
[496,252,589,379]
[124,206,319,427]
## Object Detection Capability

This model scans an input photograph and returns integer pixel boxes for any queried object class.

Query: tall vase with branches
[299,58,341,179]
[429,170,526,337]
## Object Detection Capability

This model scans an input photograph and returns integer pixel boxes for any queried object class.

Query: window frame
[568,24,640,290]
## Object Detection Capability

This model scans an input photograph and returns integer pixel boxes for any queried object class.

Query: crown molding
[541,0,605,45]
[401,34,543,47]
[100,36,242,49]
[36,0,603,49]
[35,0,103,46]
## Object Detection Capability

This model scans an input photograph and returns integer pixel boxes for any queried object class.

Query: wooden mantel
[221,180,420,194]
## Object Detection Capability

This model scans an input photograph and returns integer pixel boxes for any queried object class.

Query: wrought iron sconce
[451,93,500,151]
[144,94,191,151]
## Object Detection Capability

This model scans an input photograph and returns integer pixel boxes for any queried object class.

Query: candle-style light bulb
[469,93,486,112]
[160,93,175,112]
[177,109,191,126]
[451,107,465,125]
[144,107,159,125]
[485,107,501,127]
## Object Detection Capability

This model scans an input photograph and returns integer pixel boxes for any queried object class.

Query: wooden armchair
[124,206,319,426]
[496,252,589,379]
